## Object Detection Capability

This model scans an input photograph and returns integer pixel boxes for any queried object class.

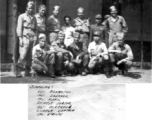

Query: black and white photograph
[0,0,151,83]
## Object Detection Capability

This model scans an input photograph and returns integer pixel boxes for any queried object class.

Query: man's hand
[117,59,127,65]
[69,52,73,61]
[44,65,48,72]
[19,37,23,47]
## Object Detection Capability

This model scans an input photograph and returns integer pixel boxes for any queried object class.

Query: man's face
[111,11,117,17]
[65,17,71,25]
[78,11,84,19]
[74,36,79,42]
[27,5,34,14]
[117,37,124,45]
[95,18,101,24]
[93,35,100,43]
[39,7,46,16]
[58,34,65,43]
[53,9,59,16]
[39,36,46,47]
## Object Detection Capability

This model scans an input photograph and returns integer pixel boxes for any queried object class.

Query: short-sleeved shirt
[35,13,46,33]
[88,41,108,55]
[32,44,50,61]
[16,11,37,37]
[90,24,106,42]
[108,42,133,60]
[105,15,128,34]
[61,25,75,46]
[47,15,60,32]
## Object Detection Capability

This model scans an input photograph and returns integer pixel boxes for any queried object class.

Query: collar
[109,16,119,22]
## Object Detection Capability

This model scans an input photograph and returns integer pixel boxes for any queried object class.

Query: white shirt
[88,41,108,56]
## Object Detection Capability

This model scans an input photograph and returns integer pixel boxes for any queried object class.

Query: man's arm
[121,17,128,34]
[108,43,121,53]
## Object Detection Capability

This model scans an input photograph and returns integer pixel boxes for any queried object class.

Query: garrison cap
[93,30,101,36]
[95,14,102,19]
[73,32,80,37]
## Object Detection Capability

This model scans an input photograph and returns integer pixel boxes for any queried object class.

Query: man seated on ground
[108,32,133,76]
[67,32,89,76]
[88,30,111,78]
[51,31,74,76]
[31,33,56,78]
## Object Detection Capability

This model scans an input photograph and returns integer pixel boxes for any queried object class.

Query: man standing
[104,6,128,48]
[61,15,75,47]
[73,7,90,52]
[108,32,133,76]
[34,4,46,46]
[16,1,37,77]
[89,14,106,43]
[67,32,89,76]
[32,34,56,78]
[88,30,111,78]
[47,5,60,44]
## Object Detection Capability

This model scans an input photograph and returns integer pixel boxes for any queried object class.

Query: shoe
[48,74,56,78]
[56,72,66,77]
[105,72,111,78]
[81,71,87,76]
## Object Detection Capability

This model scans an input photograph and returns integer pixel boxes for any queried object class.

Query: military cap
[95,14,102,19]
[77,7,84,13]
[116,32,124,40]
[39,33,46,39]
[53,5,60,11]
[73,32,80,37]
[93,30,101,36]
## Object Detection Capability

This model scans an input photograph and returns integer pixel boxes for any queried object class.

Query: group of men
[16,1,133,78]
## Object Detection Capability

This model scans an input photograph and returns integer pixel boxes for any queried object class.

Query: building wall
[0,0,7,63]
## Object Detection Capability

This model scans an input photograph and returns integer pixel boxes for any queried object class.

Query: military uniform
[34,13,46,46]
[67,32,89,75]
[32,43,56,77]
[88,31,111,77]
[16,11,37,69]
[47,15,60,44]
[73,17,90,51]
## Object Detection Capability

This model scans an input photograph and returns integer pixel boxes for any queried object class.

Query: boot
[104,60,112,78]
[48,65,56,78]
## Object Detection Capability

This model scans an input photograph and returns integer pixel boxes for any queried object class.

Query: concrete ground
[1,67,151,84]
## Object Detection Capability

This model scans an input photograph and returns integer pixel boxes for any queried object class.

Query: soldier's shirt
[90,24,106,42]
[108,42,133,60]
[32,43,50,61]
[73,17,90,33]
[16,11,37,37]
[88,41,108,56]
[105,15,128,33]
[35,13,46,33]
[47,15,60,32]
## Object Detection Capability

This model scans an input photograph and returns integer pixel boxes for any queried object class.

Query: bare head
[39,33,46,47]
[38,4,46,16]
[26,1,34,14]
[53,5,60,16]
[77,7,84,19]
[116,32,125,45]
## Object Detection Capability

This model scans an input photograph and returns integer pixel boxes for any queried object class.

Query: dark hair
[64,15,71,21]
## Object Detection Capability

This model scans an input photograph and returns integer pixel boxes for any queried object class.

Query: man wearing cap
[31,33,56,78]
[67,32,89,76]
[88,30,111,78]
[34,4,46,46]
[51,31,74,76]
[73,7,90,53]
[16,1,37,77]
[47,5,60,44]
[104,6,128,48]
[90,14,106,44]
[108,32,133,76]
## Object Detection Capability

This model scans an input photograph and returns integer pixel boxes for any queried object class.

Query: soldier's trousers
[79,32,89,50]
[32,53,55,74]
[109,53,132,70]
[49,32,58,44]
[17,36,33,68]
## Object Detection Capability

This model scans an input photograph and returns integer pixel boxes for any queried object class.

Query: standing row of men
[16,1,133,78]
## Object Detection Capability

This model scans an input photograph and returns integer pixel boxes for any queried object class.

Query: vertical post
[12,0,18,74]
[140,0,143,69]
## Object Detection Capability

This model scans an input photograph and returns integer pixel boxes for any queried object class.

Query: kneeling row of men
[31,30,133,78]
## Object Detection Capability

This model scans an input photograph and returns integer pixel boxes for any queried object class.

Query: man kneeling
[31,34,56,78]
[108,32,133,75]
[88,30,111,78]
